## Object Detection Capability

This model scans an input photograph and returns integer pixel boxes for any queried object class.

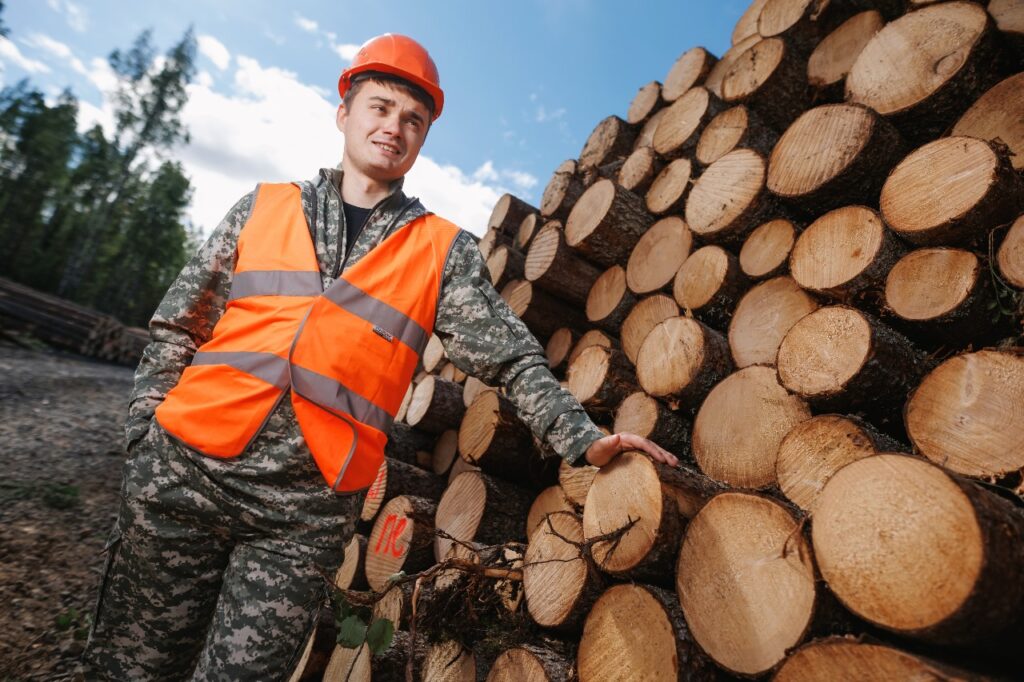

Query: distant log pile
[295,1,1024,679]
[0,277,149,366]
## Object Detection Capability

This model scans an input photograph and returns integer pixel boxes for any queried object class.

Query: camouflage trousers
[80,420,361,681]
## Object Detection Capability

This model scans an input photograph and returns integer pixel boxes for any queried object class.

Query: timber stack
[297,1,1024,679]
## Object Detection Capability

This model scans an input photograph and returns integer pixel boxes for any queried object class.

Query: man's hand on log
[584,433,679,468]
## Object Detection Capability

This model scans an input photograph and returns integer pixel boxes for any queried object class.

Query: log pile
[0,277,149,366]
[297,1,1024,679]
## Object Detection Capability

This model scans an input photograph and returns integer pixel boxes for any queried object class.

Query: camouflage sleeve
[124,191,254,450]
[434,232,604,465]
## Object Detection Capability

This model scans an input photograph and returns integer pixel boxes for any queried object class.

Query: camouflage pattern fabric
[83,167,603,679]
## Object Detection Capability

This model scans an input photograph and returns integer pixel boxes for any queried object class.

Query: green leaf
[336,614,367,649]
[366,617,395,654]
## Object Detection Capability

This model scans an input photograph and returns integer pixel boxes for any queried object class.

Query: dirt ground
[0,343,133,680]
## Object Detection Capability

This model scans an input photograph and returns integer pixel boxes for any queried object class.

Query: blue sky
[1,1,745,235]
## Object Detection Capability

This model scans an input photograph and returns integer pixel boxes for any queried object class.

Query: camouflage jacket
[126,167,603,479]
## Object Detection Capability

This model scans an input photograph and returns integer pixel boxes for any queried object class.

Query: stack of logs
[0,277,149,366]
[295,0,1024,679]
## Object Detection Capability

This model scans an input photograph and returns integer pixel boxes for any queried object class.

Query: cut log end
[884,247,980,323]
[626,216,692,295]
[807,11,885,92]
[685,148,770,245]
[729,276,819,368]
[996,214,1024,289]
[662,46,717,103]
[953,72,1024,171]
[739,218,797,280]
[621,294,679,365]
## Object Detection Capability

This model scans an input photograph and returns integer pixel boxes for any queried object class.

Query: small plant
[327,580,395,655]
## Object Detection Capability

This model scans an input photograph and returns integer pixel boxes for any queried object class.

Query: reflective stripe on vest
[155,182,462,492]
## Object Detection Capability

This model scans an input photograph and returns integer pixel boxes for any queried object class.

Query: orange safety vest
[155,182,461,492]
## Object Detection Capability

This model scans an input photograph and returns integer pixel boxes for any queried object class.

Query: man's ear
[335,103,347,132]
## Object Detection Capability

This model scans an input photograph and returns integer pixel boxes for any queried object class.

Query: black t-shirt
[342,201,373,257]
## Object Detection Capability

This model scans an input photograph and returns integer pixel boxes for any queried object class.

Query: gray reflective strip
[323,279,427,354]
[229,271,322,300]
[291,365,393,434]
[331,413,360,491]
[191,351,290,390]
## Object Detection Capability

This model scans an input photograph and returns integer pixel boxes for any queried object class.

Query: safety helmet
[337,34,444,121]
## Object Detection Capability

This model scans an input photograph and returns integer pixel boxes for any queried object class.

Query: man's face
[336,80,431,184]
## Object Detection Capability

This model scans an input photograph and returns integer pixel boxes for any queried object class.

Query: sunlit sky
[1,1,743,235]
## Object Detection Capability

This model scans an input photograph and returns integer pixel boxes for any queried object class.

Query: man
[82,34,676,680]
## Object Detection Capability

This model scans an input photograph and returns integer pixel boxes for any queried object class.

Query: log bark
[558,459,599,510]
[626,216,692,296]
[524,221,602,307]
[486,245,526,293]
[846,2,1006,144]
[586,265,637,334]
[636,316,733,413]
[777,306,929,433]
[620,293,679,365]
[739,218,797,281]
[812,453,1024,646]
[579,115,637,169]
[989,0,1024,61]
[693,365,811,489]
[776,413,904,513]
[728,276,819,368]
[807,10,885,102]
[458,388,555,488]
[361,457,446,523]
[626,80,664,124]
[881,136,1023,247]
[996,214,1024,289]
[386,422,436,468]
[434,470,534,562]
[644,158,693,216]
[431,429,459,476]
[578,583,717,681]
[695,104,779,168]
[905,349,1024,479]
[767,104,906,216]
[501,279,588,343]
[757,0,898,55]
[653,87,727,160]
[685,148,775,247]
[565,179,655,268]
[661,46,718,102]
[566,345,639,414]
[541,168,585,222]
[479,226,515,262]
[489,194,539,239]
[365,495,438,592]
[789,205,904,303]
[672,245,750,330]
[884,247,1006,348]
[334,534,369,592]
[617,145,662,195]
[406,375,467,435]
[952,72,1024,173]
[676,491,819,677]
[719,37,809,130]
[613,390,691,457]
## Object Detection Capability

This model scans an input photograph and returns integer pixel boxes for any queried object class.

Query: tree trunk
[361,457,446,523]
[673,245,750,330]
[423,334,446,373]
[526,487,575,542]
[695,104,779,168]
[568,329,617,367]
[777,305,929,433]
[676,491,819,677]
[578,583,717,681]
[626,216,692,296]
[525,222,603,307]
[565,179,654,268]
[662,46,718,102]
[586,265,637,334]
[489,194,538,240]
[434,470,533,562]
[541,168,585,222]
[881,136,1022,247]
[728,276,819,368]
[386,422,436,468]
[515,213,541,252]
[621,293,679,365]
[720,37,809,130]
[693,365,811,489]
[807,10,885,102]
[501,279,589,343]
[558,459,599,511]
[739,218,797,281]
[905,350,1024,480]
[545,327,578,377]
[996,214,1024,289]
[757,0,898,55]
[406,376,467,435]
[626,80,664,124]
[636,316,733,413]
[633,107,669,151]
[653,87,727,161]
[420,641,477,682]
[685,148,776,247]
[846,2,1005,144]
[485,245,526,293]
[579,115,637,170]
[487,642,576,682]
[812,453,1024,646]
[612,390,691,457]
[566,345,639,414]
[617,146,662,195]
[461,377,492,410]
[952,72,1024,172]
[705,34,761,98]
[768,104,906,216]
[365,495,438,592]
[644,158,694,216]
[334,534,369,591]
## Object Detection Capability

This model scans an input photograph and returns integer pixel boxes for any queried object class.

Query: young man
[82,34,676,680]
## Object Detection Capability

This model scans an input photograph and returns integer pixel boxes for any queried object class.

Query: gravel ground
[0,343,133,681]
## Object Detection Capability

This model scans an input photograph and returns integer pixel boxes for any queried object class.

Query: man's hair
[343,71,435,122]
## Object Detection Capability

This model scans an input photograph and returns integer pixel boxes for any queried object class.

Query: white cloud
[332,43,360,62]
[535,105,566,123]
[196,70,214,88]
[473,161,499,183]
[197,35,231,71]
[505,170,538,190]
[0,37,51,74]
[405,158,502,237]
[295,15,319,33]
[24,33,72,60]
[46,0,88,32]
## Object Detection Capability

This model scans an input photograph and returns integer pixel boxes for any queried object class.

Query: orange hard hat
[338,33,444,121]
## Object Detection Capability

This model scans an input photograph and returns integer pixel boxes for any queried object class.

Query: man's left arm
[433,232,677,468]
